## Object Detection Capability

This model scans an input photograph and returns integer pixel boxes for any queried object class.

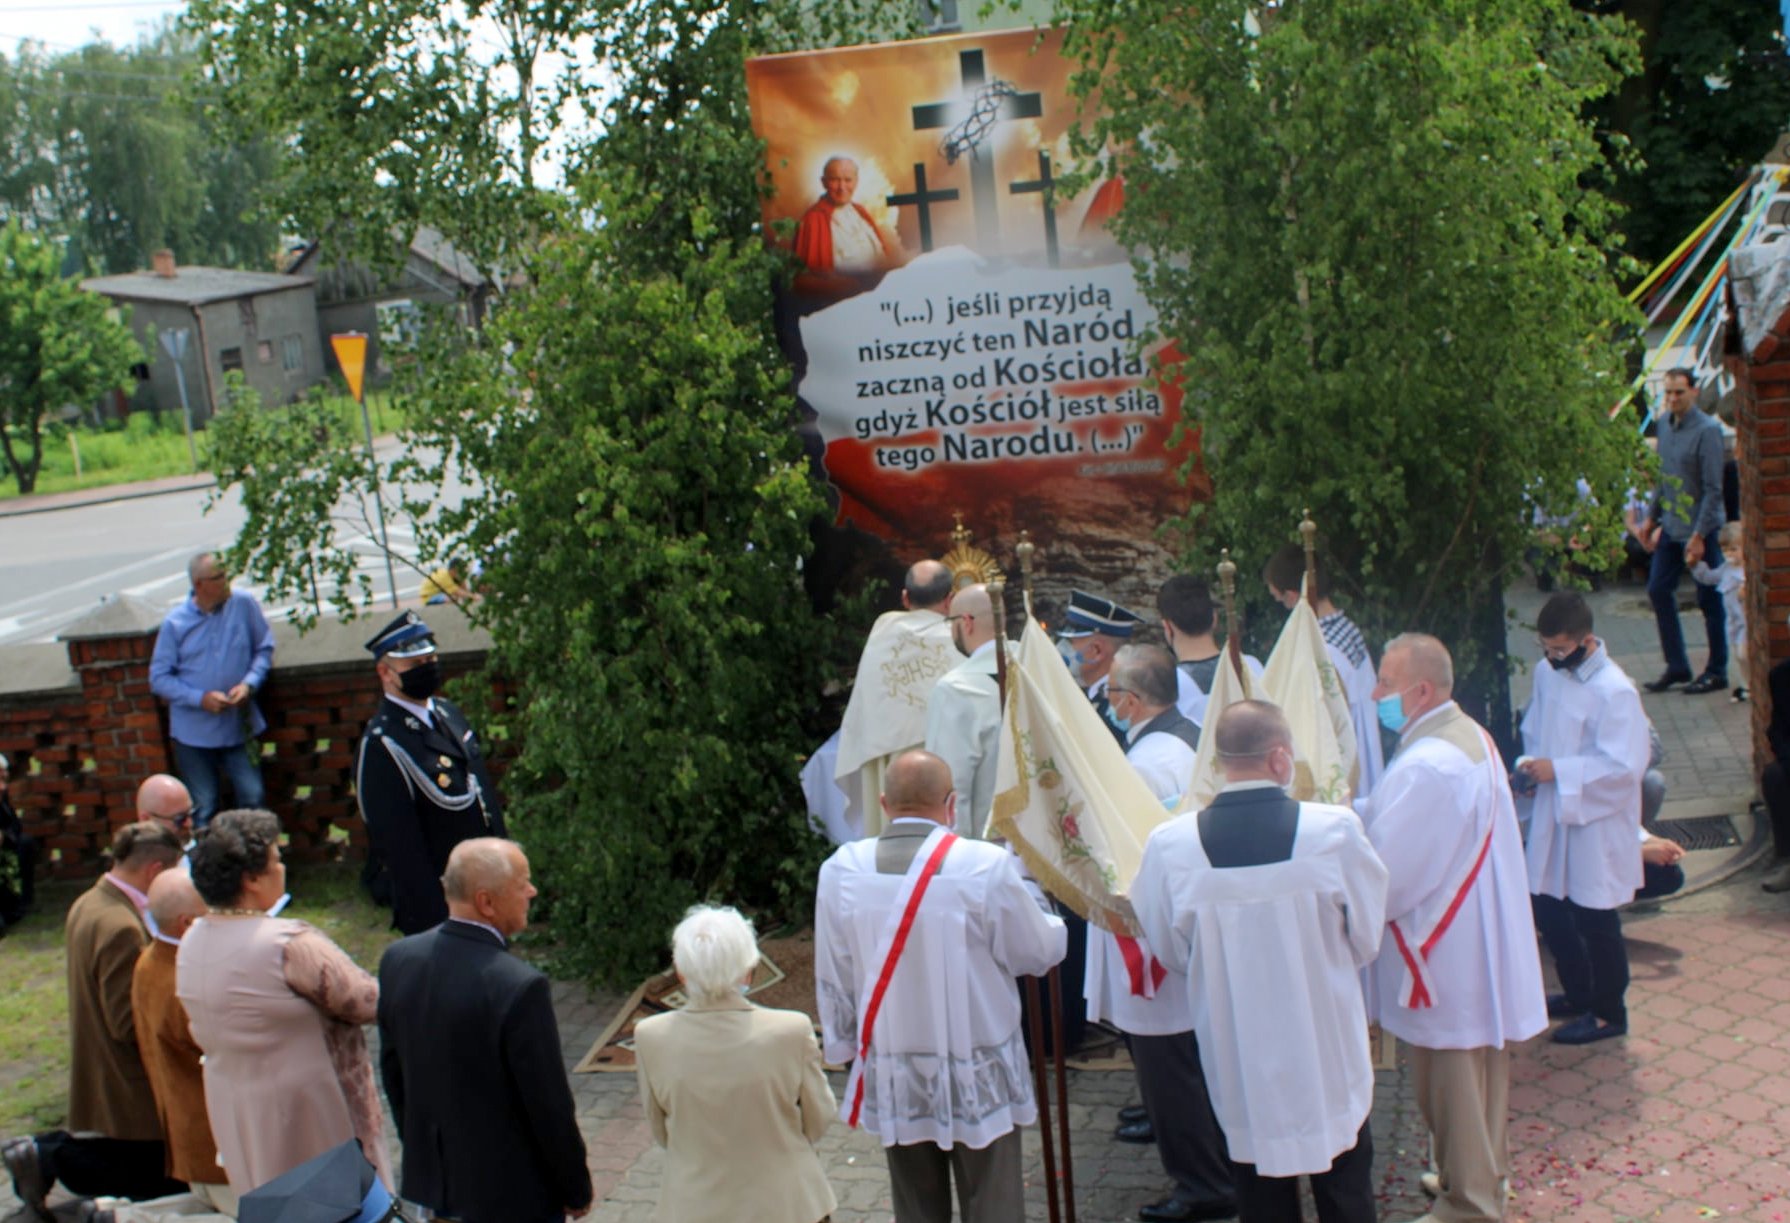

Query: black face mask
[398,659,441,699]
[1547,644,1589,672]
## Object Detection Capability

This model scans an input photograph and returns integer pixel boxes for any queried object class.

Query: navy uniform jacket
[378,921,592,1223]
[355,696,506,935]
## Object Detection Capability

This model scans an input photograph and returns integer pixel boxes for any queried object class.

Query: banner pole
[1048,964,1076,1222]
[1300,508,1319,611]
[989,578,1010,708]
[1218,549,1244,686]
[1024,975,1062,1223]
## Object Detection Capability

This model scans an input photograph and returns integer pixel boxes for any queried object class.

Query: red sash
[845,831,958,1128]
[1113,932,1167,998]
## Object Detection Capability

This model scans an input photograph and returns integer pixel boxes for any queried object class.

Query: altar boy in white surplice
[1517,592,1648,1046]
[1364,634,1546,1223]
[815,751,1067,1223]
[1132,700,1388,1223]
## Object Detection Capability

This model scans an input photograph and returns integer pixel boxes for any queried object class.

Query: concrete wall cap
[56,594,168,641]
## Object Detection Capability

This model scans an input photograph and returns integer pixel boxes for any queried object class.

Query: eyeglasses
[945,613,975,623]
[1535,637,1582,662]
[1107,687,1134,699]
[155,808,195,827]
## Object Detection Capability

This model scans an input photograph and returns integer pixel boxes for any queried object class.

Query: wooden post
[989,578,1010,706]
[1218,548,1244,685]
[1023,975,1062,1223]
[1300,508,1320,610]
[1016,531,1036,619]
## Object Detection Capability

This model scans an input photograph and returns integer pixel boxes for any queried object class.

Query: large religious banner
[746,27,1201,601]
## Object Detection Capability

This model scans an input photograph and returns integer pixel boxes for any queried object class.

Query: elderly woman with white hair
[633,905,836,1223]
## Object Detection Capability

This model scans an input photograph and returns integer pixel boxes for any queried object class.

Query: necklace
[207,906,267,917]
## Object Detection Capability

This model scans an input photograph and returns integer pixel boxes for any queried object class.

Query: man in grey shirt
[1638,368,1728,694]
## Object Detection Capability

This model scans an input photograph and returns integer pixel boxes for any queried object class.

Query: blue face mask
[1376,691,1409,734]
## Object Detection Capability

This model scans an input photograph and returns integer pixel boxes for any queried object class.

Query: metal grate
[1650,815,1742,852]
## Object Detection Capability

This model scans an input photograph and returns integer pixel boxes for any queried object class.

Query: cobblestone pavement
[6,579,1785,1223]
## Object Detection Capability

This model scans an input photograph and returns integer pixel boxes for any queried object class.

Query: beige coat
[634,996,836,1223]
[65,877,161,1140]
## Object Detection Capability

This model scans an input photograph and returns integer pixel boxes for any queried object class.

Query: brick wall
[0,604,500,882]
[1730,327,1790,770]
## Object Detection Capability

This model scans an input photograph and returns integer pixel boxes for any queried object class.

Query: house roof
[283,225,488,289]
[81,266,315,307]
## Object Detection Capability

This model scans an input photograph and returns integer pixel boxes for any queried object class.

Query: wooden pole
[1300,508,1320,610]
[989,578,1010,706]
[1024,975,1062,1223]
[1016,531,1036,619]
[1048,964,1076,1223]
[1218,548,1244,685]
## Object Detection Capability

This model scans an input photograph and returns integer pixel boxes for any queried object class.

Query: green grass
[0,392,406,501]
[0,861,399,1135]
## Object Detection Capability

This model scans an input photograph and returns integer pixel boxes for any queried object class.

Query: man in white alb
[923,584,1001,838]
[1517,592,1649,1045]
[1094,645,1236,1223]
[815,751,1067,1223]
[1365,634,1545,1223]
[1133,700,1388,1223]
[835,560,959,835]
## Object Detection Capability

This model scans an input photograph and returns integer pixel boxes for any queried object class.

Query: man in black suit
[355,610,507,934]
[377,838,592,1223]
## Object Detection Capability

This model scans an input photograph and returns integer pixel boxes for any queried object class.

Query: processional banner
[745,28,1197,580]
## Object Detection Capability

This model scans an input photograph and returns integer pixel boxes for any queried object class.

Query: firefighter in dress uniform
[355,611,507,935]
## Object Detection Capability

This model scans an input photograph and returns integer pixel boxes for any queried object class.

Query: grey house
[82,251,325,424]
[286,227,494,385]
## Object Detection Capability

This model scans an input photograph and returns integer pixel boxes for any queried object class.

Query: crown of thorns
[941,80,1018,164]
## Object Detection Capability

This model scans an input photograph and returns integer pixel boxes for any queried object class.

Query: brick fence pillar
[59,595,172,843]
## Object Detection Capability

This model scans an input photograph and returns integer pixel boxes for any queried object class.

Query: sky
[0,0,187,53]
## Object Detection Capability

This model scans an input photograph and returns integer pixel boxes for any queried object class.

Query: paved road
[0,448,469,646]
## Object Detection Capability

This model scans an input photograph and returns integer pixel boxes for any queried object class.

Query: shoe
[1119,1104,1150,1124]
[1643,670,1693,693]
[1553,1014,1627,1045]
[1683,673,1728,695]
[1762,862,1790,894]
[1546,993,1585,1019]
[1420,1171,1442,1198]
[1115,1118,1156,1143]
[1137,1193,1239,1222]
[3,1137,49,1218]
[1733,686,1749,703]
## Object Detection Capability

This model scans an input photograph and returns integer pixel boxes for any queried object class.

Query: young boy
[1517,592,1652,1044]
[1692,521,1747,700]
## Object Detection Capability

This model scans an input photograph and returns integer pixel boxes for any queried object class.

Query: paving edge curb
[0,477,219,518]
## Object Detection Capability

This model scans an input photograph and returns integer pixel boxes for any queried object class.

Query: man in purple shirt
[149,552,275,827]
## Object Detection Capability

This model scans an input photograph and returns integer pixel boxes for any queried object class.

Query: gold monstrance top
[943,511,1004,590]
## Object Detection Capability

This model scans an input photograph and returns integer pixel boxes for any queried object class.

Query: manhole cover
[1650,815,1741,851]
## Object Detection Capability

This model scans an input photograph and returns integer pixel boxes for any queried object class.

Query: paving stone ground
[6,577,1785,1223]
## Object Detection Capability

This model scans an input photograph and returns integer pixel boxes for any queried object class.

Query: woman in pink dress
[176,809,392,1194]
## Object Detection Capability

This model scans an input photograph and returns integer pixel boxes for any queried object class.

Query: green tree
[204,0,913,983]
[1580,0,1790,267]
[1058,0,1650,730]
[0,220,142,493]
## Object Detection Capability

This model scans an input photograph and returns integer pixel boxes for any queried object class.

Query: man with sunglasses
[135,774,196,871]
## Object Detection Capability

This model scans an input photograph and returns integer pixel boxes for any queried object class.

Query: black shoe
[1546,993,1585,1019]
[1733,686,1749,703]
[1138,1194,1238,1222]
[1683,673,1728,695]
[1643,670,1693,693]
[1119,1104,1150,1124]
[1553,1014,1627,1045]
[1115,1118,1156,1143]
[3,1136,50,1217]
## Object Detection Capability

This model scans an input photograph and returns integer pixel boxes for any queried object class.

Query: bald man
[132,872,234,1217]
[1133,701,1387,1223]
[816,751,1067,1223]
[835,560,959,836]
[923,584,1003,838]
[1364,635,1544,1223]
[378,840,591,1223]
[137,775,196,870]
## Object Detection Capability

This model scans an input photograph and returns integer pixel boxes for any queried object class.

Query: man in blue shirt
[1638,369,1728,695]
[148,552,275,827]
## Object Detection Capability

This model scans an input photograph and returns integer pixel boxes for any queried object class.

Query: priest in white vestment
[1517,592,1648,1046]
[1133,700,1388,1223]
[836,560,959,837]
[923,585,1002,838]
[1090,645,1236,1223]
[1158,575,1263,727]
[1364,634,1545,1223]
[815,751,1067,1223]
[1263,546,1385,796]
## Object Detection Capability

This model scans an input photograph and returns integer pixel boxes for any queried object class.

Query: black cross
[912,49,1043,246]
[1008,150,1059,266]
[886,164,962,253]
